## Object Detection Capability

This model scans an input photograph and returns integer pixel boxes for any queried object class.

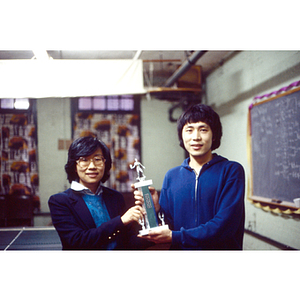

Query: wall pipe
[244,229,296,250]
[163,50,207,87]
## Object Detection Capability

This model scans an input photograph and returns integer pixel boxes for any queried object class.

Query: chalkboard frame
[248,86,300,212]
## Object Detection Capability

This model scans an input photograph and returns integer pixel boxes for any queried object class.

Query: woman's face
[76,148,105,192]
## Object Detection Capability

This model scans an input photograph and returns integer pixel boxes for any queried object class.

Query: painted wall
[140,97,185,187]
[37,98,71,212]
[205,50,300,249]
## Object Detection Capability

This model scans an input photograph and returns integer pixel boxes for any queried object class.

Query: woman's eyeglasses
[76,156,106,168]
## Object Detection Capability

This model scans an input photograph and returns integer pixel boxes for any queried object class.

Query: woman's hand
[121,205,144,225]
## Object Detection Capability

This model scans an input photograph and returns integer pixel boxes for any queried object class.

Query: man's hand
[138,226,172,244]
[131,184,161,212]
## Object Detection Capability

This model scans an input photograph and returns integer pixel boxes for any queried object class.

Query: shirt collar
[70,181,103,195]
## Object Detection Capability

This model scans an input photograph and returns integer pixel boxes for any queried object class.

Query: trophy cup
[130,158,169,235]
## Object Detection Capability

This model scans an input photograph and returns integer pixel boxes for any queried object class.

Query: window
[1,98,30,111]
[77,95,136,112]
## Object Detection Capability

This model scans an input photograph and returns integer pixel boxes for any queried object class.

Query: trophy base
[139,224,169,236]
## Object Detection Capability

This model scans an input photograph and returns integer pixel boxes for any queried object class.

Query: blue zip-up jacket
[159,154,245,250]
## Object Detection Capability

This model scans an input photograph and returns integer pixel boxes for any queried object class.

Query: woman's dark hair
[65,136,112,184]
[177,104,222,151]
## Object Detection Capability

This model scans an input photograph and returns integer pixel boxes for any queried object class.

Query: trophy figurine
[130,158,169,235]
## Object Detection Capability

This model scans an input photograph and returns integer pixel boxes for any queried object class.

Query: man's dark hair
[177,104,222,151]
[65,136,112,184]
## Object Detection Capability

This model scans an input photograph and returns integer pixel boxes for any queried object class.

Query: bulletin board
[248,83,300,214]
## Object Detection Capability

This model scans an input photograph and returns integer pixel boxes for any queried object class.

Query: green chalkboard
[250,87,300,204]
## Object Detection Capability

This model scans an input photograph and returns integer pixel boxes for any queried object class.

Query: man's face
[182,121,213,160]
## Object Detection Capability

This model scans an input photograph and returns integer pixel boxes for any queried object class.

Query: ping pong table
[0,227,62,250]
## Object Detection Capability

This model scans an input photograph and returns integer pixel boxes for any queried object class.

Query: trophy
[130,158,169,235]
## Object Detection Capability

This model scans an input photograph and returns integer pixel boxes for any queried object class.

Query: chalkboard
[250,87,300,204]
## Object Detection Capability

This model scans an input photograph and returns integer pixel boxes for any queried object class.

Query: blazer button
[113,233,116,236]
[108,236,112,240]
[117,230,120,233]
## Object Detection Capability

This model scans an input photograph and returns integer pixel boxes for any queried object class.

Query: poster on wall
[73,112,141,192]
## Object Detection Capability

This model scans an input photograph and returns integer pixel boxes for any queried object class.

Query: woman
[48,136,151,250]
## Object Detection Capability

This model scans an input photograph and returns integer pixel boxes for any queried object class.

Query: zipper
[189,160,211,226]
[194,170,199,225]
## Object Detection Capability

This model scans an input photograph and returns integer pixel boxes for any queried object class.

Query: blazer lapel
[102,187,124,219]
[67,190,96,229]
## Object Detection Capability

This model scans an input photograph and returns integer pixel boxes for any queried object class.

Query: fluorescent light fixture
[32,50,50,60]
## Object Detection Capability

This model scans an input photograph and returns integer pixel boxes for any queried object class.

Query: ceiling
[0,50,235,88]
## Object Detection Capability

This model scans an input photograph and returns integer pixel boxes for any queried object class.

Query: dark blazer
[48,187,151,250]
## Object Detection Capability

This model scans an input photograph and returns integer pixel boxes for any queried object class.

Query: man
[135,104,245,250]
